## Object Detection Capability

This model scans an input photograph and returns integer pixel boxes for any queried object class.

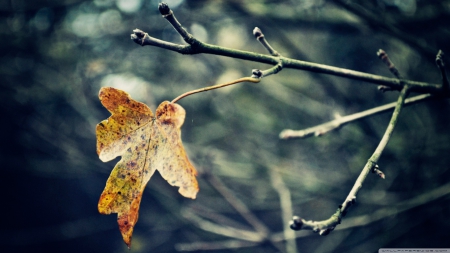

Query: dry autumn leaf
[96,87,199,248]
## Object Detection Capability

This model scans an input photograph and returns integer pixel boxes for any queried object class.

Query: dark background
[1,0,450,252]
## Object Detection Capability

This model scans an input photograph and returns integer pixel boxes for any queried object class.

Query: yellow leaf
[96,87,199,248]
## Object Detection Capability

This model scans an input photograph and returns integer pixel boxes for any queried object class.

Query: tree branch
[436,50,449,93]
[130,3,444,95]
[269,168,297,253]
[279,93,432,139]
[291,84,411,234]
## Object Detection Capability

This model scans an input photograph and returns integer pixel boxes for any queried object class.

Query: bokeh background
[2,0,450,252]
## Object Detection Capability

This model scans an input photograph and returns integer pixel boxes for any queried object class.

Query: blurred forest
[1,0,450,252]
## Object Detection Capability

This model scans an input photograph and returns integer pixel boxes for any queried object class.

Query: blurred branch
[332,0,436,57]
[270,167,297,253]
[130,3,444,95]
[181,208,263,242]
[291,84,411,234]
[203,170,283,251]
[436,50,449,93]
[204,172,270,236]
[175,239,259,251]
[279,93,432,139]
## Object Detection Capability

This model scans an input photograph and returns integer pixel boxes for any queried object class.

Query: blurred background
[1,0,450,252]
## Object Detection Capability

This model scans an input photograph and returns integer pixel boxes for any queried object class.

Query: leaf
[96,87,199,248]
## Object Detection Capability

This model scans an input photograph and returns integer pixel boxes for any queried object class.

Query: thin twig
[377,49,402,79]
[181,208,263,242]
[176,240,259,251]
[371,164,385,179]
[253,27,280,57]
[342,84,410,214]
[204,171,283,252]
[270,168,297,253]
[377,49,402,91]
[158,3,193,44]
[204,172,271,237]
[436,50,449,93]
[291,84,411,234]
[280,93,431,139]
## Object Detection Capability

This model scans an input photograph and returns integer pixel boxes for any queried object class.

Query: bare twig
[176,240,259,251]
[270,168,297,253]
[377,49,402,91]
[130,3,443,95]
[341,84,410,215]
[253,27,280,57]
[377,49,402,79]
[181,208,263,242]
[436,50,449,93]
[280,93,431,139]
[284,180,450,241]
[371,164,385,179]
[204,171,271,237]
[333,0,436,57]
[291,84,411,234]
[159,3,193,44]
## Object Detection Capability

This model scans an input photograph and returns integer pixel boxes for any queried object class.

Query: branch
[436,50,449,93]
[376,49,402,91]
[181,208,263,242]
[176,240,259,252]
[377,49,402,79]
[202,170,287,252]
[279,93,431,139]
[269,168,297,253]
[203,171,271,237]
[253,27,280,57]
[283,180,450,241]
[291,84,411,234]
[130,3,443,95]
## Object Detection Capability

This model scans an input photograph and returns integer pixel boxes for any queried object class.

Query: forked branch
[131,3,444,95]
[280,93,432,140]
[290,84,411,234]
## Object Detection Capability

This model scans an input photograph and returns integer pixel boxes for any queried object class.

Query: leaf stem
[171,77,260,104]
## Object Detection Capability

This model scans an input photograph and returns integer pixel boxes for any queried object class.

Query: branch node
[319,227,334,236]
[253,27,280,57]
[131,29,147,46]
[252,69,263,78]
[378,85,395,92]
[377,49,402,79]
[158,2,172,16]
[159,2,194,44]
[371,164,386,179]
[289,216,303,230]
[436,49,449,93]
[253,27,263,39]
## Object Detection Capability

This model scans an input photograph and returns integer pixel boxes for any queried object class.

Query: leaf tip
[179,186,199,199]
